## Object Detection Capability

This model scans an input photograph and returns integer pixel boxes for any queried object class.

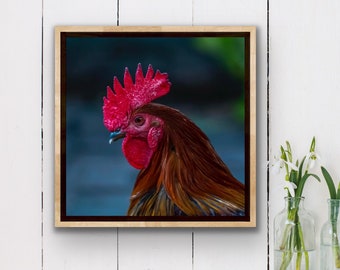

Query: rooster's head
[103,64,171,169]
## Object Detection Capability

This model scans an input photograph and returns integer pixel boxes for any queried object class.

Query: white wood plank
[118,228,193,270]
[43,229,117,270]
[119,0,193,25]
[193,0,266,26]
[117,4,195,270]
[7,0,340,269]
[3,0,340,269]
[193,1,267,269]
[0,0,42,269]
[44,0,118,25]
[193,228,266,269]
[43,1,118,269]
[269,0,340,269]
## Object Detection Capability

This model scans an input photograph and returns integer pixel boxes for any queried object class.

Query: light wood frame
[55,26,256,227]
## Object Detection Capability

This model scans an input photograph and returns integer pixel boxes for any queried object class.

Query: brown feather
[127,103,245,216]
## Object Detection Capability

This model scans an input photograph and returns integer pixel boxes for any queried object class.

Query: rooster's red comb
[103,64,171,131]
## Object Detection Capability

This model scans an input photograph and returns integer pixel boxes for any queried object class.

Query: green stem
[296,252,302,270]
[331,203,340,268]
[279,223,294,250]
[297,221,309,270]
[280,229,294,270]
[279,199,310,270]
[331,223,340,268]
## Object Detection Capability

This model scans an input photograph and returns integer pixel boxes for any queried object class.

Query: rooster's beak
[109,130,126,144]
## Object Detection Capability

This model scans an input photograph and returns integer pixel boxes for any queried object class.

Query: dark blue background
[65,36,245,216]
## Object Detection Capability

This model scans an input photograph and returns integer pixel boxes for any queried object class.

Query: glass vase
[320,199,340,270]
[274,197,316,270]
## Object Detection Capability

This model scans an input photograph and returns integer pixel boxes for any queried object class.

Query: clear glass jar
[274,197,316,270]
[320,199,340,270]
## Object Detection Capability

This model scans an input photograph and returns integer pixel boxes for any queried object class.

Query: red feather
[103,64,171,132]
[127,103,245,216]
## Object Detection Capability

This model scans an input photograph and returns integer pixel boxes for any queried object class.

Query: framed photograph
[55,26,256,227]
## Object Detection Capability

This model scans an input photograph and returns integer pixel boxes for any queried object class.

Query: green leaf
[321,166,337,199]
[289,169,298,185]
[286,141,293,162]
[280,145,287,161]
[336,182,340,200]
[295,173,321,198]
[298,157,306,180]
[309,136,316,152]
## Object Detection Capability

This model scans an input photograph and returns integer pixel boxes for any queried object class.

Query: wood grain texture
[54,25,256,33]
[53,25,256,228]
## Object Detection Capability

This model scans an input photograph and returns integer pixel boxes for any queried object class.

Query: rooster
[103,64,245,216]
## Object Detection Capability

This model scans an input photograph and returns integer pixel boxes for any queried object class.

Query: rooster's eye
[134,116,145,126]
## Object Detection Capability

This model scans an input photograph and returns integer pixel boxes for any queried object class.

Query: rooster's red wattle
[103,64,245,216]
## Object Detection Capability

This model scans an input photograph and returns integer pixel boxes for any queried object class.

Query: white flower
[284,181,297,197]
[272,179,297,197]
[283,160,299,171]
[306,151,321,170]
[270,155,284,175]
[269,155,298,175]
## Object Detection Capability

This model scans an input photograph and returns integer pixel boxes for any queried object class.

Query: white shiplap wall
[2,0,339,269]
[0,1,42,269]
[43,1,118,270]
[269,1,340,269]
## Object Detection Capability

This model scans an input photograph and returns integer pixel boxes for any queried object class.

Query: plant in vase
[320,167,340,269]
[271,137,320,270]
